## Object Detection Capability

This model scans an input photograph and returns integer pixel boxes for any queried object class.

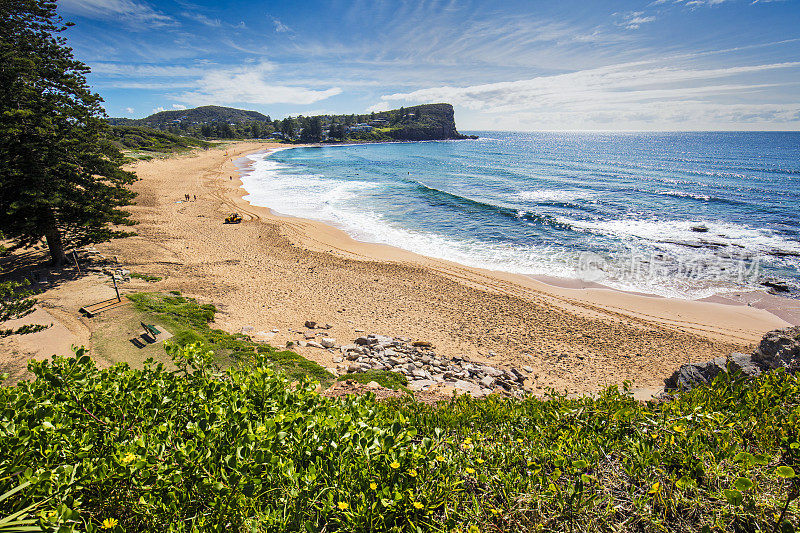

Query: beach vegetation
[129,272,163,282]
[0,0,138,265]
[109,125,211,156]
[126,292,333,383]
[337,369,411,393]
[0,345,798,531]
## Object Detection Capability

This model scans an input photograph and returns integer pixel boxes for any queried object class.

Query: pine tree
[0,0,137,265]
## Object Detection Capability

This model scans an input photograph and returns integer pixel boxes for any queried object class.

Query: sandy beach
[34,140,781,395]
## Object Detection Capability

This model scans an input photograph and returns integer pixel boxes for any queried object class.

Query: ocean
[240,131,800,300]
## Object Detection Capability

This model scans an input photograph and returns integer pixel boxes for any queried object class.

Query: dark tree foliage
[0,280,48,337]
[0,0,137,265]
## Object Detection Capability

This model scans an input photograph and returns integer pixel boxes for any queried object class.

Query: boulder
[306,341,324,349]
[664,357,726,391]
[320,337,336,348]
[304,320,317,329]
[480,375,496,389]
[728,353,761,378]
[754,326,800,370]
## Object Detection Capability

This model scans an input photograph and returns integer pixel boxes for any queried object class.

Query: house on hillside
[348,123,373,133]
[369,118,388,127]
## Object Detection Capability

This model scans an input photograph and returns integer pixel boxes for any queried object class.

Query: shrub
[1,345,798,531]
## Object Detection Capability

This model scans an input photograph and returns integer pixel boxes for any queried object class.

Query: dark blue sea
[240,131,800,299]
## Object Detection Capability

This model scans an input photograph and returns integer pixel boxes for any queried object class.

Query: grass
[126,291,333,385]
[338,369,411,393]
[130,272,162,282]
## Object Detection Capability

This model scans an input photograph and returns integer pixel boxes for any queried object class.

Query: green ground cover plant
[337,369,411,393]
[126,292,332,384]
[0,342,798,532]
[129,273,162,283]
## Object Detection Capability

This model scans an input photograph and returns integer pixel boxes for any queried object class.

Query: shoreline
[237,143,800,328]
[92,141,794,395]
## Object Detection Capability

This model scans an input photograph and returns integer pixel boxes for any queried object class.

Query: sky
[57,0,800,131]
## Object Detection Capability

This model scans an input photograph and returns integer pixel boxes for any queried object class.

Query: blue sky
[57,0,800,130]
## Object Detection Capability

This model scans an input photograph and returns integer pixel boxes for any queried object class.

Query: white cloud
[125,107,134,113]
[616,11,657,30]
[271,17,291,33]
[57,0,175,27]
[172,104,187,110]
[371,60,800,129]
[152,106,166,113]
[90,63,211,77]
[183,12,222,27]
[176,61,342,106]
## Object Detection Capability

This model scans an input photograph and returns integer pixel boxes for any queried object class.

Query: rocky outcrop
[303,331,530,396]
[664,326,800,391]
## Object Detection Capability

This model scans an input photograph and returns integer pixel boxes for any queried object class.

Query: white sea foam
[515,190,591,203]
[560,217,800,257]
[240,152,798,300]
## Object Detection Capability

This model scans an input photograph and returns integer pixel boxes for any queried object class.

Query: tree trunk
[45,225,66,266]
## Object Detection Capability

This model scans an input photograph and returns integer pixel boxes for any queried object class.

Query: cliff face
[381,103,465,141]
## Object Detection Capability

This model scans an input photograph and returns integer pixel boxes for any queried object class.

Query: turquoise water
[240,132,800,299]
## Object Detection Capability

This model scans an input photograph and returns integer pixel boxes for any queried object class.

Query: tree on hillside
[300,116,323,143]
[0,0,137,265]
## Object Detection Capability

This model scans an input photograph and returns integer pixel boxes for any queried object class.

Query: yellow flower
[673,424,686,434]
[516,438,523,444]
[120,453,136,465]
[413,501,424,509]
[476,458,485,464]
[436,455,445,462]
[648,481,661,494]
[468,525,481,533]
[337,502,349,510]
[409,469,418,477]
[464,437,472,444]
[466,467,475,474]
[390,461,400,469]
[370,482,377,490]
[101,518,118,529]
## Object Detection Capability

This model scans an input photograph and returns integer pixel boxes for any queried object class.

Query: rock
[691,225,709,233]
[347,363,361,373]
[763,280,791,294]
[321,337,337,348]
[354,336,373,346]
[412,368,427,379]
[408,379,436,392]
[728,353,762,378]
[306,341,324,349]
[412,341,433,348]
[241,326,254,333]
[333,357,343,363]
[754,326,800,369]
[323,324,333,329]
[366,381,381,389]
[304,320,317,329]
[451,379,482,396]
[664,357,727,391]
[480,375,496,388]
[523,366,534,373]
[488,351,497,358]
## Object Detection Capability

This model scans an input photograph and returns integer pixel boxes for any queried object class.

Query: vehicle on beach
[224,212,242,224]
